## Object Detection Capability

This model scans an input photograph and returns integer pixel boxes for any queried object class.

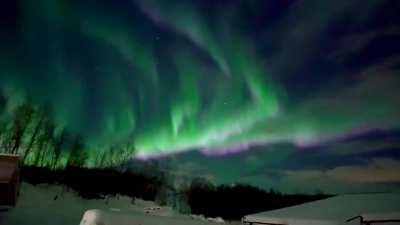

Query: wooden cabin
[0,154,20,206]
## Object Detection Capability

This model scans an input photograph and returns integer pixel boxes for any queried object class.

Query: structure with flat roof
[242,193,400,225]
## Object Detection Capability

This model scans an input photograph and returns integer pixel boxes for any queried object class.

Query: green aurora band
[0,0,278,166]
[1,0,399,168]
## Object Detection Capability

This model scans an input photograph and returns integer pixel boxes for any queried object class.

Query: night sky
[1,0,400,193]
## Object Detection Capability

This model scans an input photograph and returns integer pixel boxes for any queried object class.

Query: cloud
[230,54,400,150]
[327,138,400,155]
[235,157,400,193]
[327,158,400,183]
[283,158,400,184]
[265,0,386,77]
[329,26,400,62]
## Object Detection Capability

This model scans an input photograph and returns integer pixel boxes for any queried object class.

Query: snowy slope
[80,209,224,225]
[0,182,235,225]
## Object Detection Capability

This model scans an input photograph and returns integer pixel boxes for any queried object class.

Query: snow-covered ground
[0,182,240,225]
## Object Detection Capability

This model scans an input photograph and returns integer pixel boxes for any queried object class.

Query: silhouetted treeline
[183,178,332,220]
[21,166,332,219]
[0,92,134,168]
[21,166,163,200]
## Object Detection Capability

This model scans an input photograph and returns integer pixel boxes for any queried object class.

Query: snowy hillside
[0,183,238,225]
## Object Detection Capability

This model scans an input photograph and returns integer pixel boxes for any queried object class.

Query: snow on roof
[242,215,336,225]
[243,193,400,225]
[361,212,400,222]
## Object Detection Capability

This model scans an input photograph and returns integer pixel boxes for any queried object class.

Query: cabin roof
[243,193,400,224]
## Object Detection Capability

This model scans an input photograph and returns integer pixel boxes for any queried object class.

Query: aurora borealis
[1,0,400,193]
[1,0,280,158]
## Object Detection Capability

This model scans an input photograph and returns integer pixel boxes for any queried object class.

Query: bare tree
[9,103,34,154]
[52,128,69,168]
[33,118,54,166]
[68,135,87,167]
[23,111,45,164]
